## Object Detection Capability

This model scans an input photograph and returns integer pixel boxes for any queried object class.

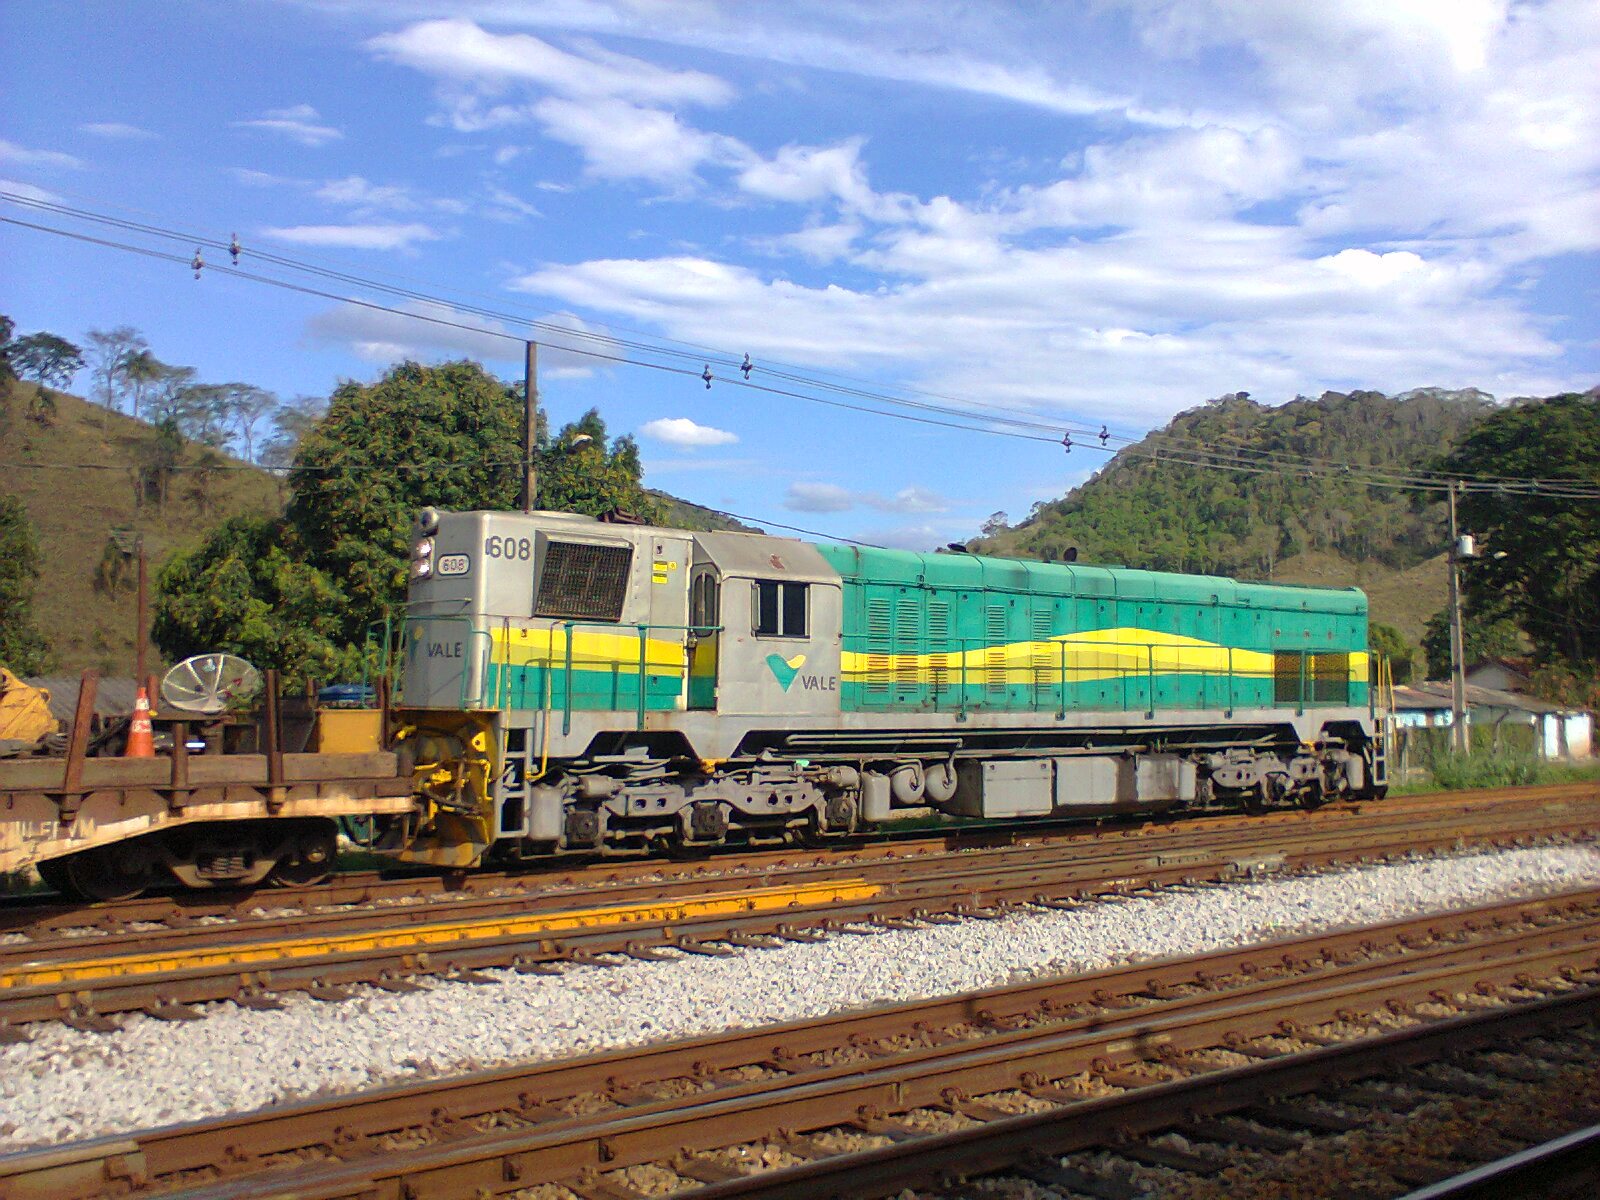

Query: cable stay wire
[4,197,1599,502]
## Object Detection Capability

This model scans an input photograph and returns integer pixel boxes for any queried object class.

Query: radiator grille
[534,541,632,621]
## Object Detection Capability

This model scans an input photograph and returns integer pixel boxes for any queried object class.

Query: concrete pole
[1447,481,1470,754]
[521,340,538,514]
[135,536,148,687]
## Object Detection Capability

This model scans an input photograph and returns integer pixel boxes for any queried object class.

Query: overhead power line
[3,193,1598,501]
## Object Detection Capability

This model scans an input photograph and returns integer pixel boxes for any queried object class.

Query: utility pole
[135,535,148,686]
[1447,481,1471,754]
[521,340,538,514]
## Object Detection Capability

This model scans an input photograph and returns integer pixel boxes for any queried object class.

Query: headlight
[412,538,434,561]
[411,558,433,579]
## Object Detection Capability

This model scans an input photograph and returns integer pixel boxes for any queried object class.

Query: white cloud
[367,19,733,107]
[262,222,439,250]
[639,417,739,447]
[306,300,603,376]
[234,104,343,147]
[785,482,951,514]
[0,139,84,170]
[78,122,157,140]
[0,177,60,203]
[532,95,745,184]
[785,482,855,513]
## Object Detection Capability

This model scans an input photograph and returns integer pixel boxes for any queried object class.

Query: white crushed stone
[1,843,1597,1150]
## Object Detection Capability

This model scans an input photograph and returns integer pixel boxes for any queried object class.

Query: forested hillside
[975,389,1493,579]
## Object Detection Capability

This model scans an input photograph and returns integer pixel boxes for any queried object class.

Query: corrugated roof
[1394,680,1575,714]
[24,676,140,723]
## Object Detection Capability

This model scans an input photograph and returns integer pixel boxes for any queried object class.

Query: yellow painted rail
[0,878,884,989]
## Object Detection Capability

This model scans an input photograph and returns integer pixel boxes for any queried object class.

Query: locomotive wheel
[59,844,153,902]
[267,826,338,887]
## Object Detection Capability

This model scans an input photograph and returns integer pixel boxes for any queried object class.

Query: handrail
[553,621,722,734]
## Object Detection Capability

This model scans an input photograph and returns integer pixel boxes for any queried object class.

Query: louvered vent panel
[1031,606,1056,695]
[984,605,1009,695]
[865,597,892,697]
[894,598,921,691]
[927,601,951,697]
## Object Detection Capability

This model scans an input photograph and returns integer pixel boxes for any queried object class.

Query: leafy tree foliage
[537,407,663,522]
[1368,621,1417,684]
[155,359,662,680]
[981,390,1492,576]
[152,516,357,684]
[9,331,84,390]
[0,314,15,385]
[85,326,148,411]
[1421,607,1524,681]
[0,492,50,674]
[287,360,526,644]
[260,394,327,470]
[1437,393,1600,667]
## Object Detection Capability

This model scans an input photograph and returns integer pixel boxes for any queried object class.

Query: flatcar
[392,508,1391,868]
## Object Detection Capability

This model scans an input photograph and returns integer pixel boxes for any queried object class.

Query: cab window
[754,580,808,638]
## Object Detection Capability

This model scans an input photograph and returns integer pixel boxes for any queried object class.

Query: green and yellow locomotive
[395,508,1390,867]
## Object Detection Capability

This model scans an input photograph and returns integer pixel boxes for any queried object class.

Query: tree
[122,349,162,421]
[135,417,186,508]
[224,383,278,462]
[85,326,148,411]
[260,394,326,470]
[8,332,83,390]
[981,511,1010,538]
[286,360,526,643]
[152,515,356,686]
[0,314,16,385]
[1437,393,1600,667]
[0,492,50,674]
[1421,608,1524,681]
[535,407,663,520]
[1368,621,1416,685]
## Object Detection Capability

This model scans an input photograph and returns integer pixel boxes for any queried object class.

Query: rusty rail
[4,888,1597,1199]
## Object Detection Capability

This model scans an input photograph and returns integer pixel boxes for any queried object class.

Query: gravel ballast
[2,843,1597,1149]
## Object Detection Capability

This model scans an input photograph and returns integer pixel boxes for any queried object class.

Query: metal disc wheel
[60,844,153,902]
[267,826,338,887]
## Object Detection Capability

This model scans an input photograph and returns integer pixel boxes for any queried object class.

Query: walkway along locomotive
[392,508,1391,868]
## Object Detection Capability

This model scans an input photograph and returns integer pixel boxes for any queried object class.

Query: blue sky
[3,0,1597,547]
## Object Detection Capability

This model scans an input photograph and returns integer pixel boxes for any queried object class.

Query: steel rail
[4,780,1591,936]
[674,987,1600,1200]
[1395,1122,1600,1199]
[50,920,1600,1199]
[1,803,1592,1030]
[5,889,1597,1199]
[7,789,1588,964]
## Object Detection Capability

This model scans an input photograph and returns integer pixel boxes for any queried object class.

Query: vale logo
[765,653,806,691]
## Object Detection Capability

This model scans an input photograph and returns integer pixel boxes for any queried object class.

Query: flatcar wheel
[60,845,153,902]
[34,857,71,895]
[268,826,338,887]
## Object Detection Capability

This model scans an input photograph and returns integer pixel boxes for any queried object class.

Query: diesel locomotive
[392,507,1391,868]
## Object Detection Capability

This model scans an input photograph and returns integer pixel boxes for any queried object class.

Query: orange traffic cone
[125,687,155,758]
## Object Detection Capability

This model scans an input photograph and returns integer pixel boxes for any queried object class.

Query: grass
[1,382,283,676]
[1392,749,1600,795]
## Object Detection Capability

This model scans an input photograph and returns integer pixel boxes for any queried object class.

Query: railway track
[2,786,1595,1032]
[4,781,1591,940]
[6,887,1597,1200]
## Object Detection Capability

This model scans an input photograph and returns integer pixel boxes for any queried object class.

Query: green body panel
[487,662,682,714]
[816,545,1369,715]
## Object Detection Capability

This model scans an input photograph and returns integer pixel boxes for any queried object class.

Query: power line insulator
[191,248,204,279]
[1061,432,1072,453]
[1098,425,1109,446]
[740,353,753,379]
[701,364,713,390]
[229,233,241,266]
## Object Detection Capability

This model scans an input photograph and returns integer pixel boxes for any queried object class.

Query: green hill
[970,389,1498,643]
[0,381,756,675]
[1,382,282,676]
